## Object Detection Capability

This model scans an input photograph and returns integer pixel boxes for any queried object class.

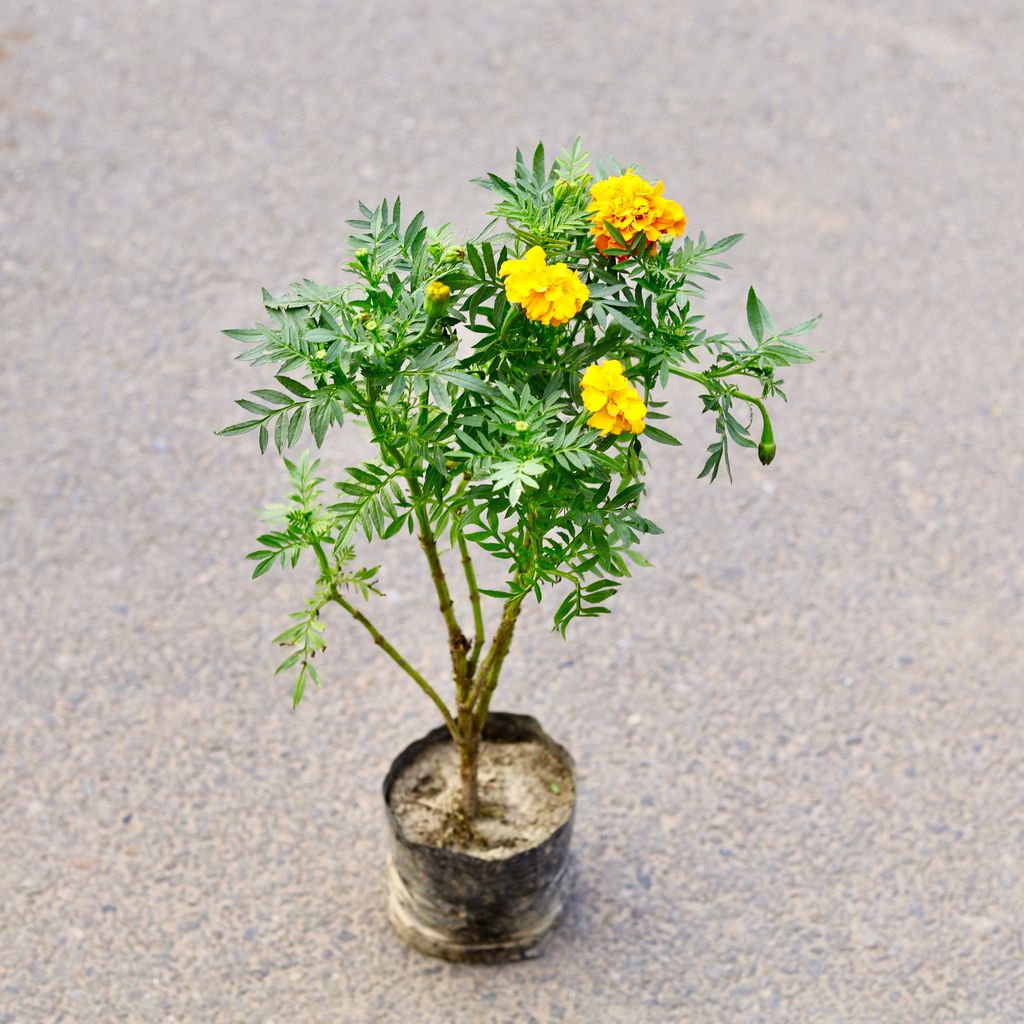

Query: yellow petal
[587,409,617,434]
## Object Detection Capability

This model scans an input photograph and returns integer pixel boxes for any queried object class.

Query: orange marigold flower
[580,359,647,435]
[498,245,589,327]
[588,169,687,256]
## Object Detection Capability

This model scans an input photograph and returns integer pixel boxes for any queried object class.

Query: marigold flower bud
[314,348,326,359]
[353,247,369,261]
[553,178,573,201]
[424,280,452,320]
[758,413,776,465]
[514,420,529,433]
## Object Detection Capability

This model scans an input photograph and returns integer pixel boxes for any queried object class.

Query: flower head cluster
[580,360,647,435]
[588,169,687,256]
[499,245,589,327]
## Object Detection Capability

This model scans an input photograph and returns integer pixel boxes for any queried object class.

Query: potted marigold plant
[219,141,819,961]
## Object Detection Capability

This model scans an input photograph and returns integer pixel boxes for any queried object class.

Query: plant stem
[329,590,457,739]
[471,594,524,730]
[456,528,485,677]
[458,734,480,819]
[310,535,457,739]
[447,475,485,679]
[362,388,405,470]
[731,389,769,416]
[408,477,471,698]
[671,367,711,388]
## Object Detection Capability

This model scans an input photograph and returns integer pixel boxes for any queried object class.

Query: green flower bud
[314,348,326,359]
[553,178,573,201]
[353,247,369,261]
[365,319,378,331]
[514,420,529,433]
[441,245,466,264]
[754,402,776,465]
[424,280,452,320]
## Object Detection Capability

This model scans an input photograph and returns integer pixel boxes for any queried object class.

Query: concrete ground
[2,1,1022,1021]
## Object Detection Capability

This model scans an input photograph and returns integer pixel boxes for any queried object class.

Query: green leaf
[287,406,306,446]
[275,375,312,398]
[216,419,262,437]
[252,556,276,578]
[746,287,776,344]
[466,244,487,279]
[723,413,756,448]
[252,389,293,406]
[292,665,307,708]
[603,304,645,336]
[309,404,329,447]
[642,424,682,446]
[532,141,546,184]
[706,233,744,255]
[781,314,822,338]
[236,399,270,415]
[403,210,425,249]
[443,370,491,394]
[275,652,302,674]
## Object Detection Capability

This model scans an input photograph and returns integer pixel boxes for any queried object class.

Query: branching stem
[457,528,485,677]
[310,535,457,738]
[409,477,471,699]
[330,590,457,738]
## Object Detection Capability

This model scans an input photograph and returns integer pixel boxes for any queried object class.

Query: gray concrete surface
[2,1,1022,1021]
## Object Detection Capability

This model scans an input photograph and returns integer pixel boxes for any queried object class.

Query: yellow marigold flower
[580,359,647,435]
[588,169,687,257]
[498,245,589,327]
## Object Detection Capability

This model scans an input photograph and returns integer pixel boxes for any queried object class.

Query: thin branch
[329,591,457,739]
[457,529,485,677]
[470,594,524,729]
[408,476,471,698]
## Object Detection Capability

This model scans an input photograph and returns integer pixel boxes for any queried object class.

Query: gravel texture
[2,1,1022,1021]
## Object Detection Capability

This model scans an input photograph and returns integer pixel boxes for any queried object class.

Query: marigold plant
[219,140,820,820]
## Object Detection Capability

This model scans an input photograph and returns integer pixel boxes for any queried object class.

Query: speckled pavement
[2,2,1022,1021]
